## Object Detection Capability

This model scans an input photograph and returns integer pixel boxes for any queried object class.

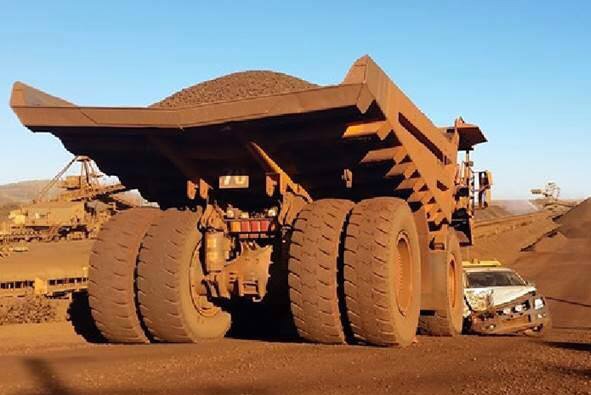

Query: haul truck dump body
[11,56,489,347]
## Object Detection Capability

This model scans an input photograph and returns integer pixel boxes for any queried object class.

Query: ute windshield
[466,270,527,288]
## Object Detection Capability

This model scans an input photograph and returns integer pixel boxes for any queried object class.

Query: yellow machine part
[462,259,502,268]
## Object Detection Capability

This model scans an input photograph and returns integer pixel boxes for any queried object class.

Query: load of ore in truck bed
[151,70,319,108]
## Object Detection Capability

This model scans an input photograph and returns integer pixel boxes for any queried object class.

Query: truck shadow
[545,341,591,352]
[67,291,301,344]
[67,292,106,343]
[545,296,591,309]
[19,357,271,395]
[545,364,591,380]
[20,358,73,395]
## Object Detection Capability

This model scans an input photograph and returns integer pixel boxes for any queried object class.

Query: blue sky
[0,1,589,198]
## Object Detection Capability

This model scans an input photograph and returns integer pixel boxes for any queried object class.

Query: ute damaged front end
[464,289,550,335]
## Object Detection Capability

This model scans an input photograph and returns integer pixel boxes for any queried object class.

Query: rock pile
[152,70,318,108]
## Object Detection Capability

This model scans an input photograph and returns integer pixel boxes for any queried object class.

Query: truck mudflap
[467,292,550,335]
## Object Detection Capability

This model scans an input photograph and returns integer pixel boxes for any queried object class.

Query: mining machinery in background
[531,182,561,202]
[531,182,577,212]
[0,156,138,244]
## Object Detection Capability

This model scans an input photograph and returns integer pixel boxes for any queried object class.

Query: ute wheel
[288,199,354,344]
[88,207,161,343]
[524,321,550,337]
[137,208,231,342]
[419,231,464,336]
[343,197,421,347]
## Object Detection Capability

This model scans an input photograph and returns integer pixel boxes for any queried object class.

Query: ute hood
[468,286,537,307]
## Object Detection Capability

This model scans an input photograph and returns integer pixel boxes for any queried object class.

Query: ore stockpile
[514,198,591,330]
[151,70,318,108]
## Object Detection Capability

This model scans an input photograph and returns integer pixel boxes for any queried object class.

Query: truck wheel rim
[395,232,413,316]
[447,255,457,309]
[190,247,220,318]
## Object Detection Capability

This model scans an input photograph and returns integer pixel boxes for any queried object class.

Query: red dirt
[557,198,591,238]
[530,231,568,252]
[0,240,91,325]
[513,240,591,330]
[469,198,591,331]
[0,203,589,394]
[152,71,318,108]
[512,199,591,329]
[474,204,512,221]
[0,323,589,395]
[0,296,68,325]
[468,214,558,264]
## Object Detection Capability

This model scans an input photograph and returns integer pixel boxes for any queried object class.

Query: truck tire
[88,207,160,343]
[137,208,231,342]
[418,231,464,336]
[288,199,354,344]
[343,197,421,347]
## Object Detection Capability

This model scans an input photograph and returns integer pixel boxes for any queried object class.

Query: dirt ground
[0,240,91,325]
[0,324,588,395]
[0,203,590,395]
[0,240,91,281]
[0,296,69,326]
[468,214,558,265]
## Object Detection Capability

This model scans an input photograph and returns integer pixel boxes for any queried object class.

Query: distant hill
[0,180,51,220]
[0,180,52,205]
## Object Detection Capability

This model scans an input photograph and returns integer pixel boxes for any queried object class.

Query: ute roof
[464,267,514,273]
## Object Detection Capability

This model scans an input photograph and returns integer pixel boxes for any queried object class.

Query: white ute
[462,260,550,336]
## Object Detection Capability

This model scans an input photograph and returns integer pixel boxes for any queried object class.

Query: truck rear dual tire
[288,199,354,344]
[88,207,161,343]
[343,198,422,347]
[418,232,464,336]
[137,208,231,343]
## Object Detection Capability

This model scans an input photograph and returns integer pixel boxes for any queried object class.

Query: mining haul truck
[10,56,490,347]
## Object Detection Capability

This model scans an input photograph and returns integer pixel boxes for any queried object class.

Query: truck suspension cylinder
[204,231,226,273]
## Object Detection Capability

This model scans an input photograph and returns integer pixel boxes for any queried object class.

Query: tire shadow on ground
[19,357,272,395]
[226,300,300,343]
[545,340,591,352]
[67,291,301,344]
[67,292,106,344]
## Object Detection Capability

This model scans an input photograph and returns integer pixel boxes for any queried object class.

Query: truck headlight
[534,298,545,310]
